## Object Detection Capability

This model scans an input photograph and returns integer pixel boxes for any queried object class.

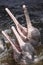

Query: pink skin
[2,5,40,50]
[1,5,41,64]
[5,5,40,41]
[5,5,32,39]
[2,26,35,61]
[5,8,27,40]
[2,31,21,54]
[2,26,27,51]
[23,5,40,40]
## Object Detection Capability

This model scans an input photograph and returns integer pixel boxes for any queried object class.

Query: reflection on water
[0,5,43,65]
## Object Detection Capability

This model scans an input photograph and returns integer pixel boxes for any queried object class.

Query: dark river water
[0,0,43,65]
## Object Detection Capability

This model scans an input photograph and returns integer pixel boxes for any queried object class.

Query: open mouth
[12,40,22,52]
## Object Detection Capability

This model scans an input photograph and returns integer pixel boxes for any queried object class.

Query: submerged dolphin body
[1,4,43,65]
[2,29,43,65]
[13,42,43,65]
[13,40,36,64]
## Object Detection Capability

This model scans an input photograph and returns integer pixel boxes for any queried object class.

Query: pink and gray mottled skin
[5,5,40,45]
[2,5,41,64]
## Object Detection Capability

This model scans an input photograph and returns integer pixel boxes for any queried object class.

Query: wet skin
[2,5,41,64]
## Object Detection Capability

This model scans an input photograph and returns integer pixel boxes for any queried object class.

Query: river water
[0,0,43,65]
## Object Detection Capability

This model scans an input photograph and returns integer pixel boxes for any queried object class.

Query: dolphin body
[1,33,42,64]
[13,40,43,65]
